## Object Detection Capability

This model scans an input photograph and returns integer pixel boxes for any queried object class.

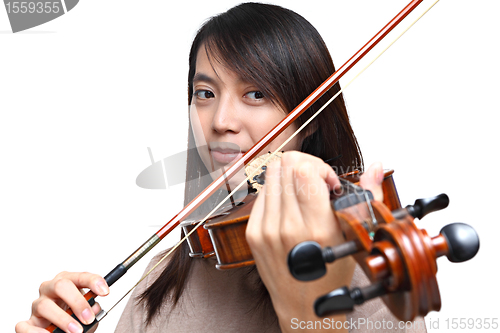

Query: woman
[16,3,425,333]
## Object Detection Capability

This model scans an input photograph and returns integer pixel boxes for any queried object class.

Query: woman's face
[190,47,300,190]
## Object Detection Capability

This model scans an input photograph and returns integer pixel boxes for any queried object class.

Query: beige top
[115,252,427,333]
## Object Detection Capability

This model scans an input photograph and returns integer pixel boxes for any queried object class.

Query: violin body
[182,168,479,322]
[181,170,401,269]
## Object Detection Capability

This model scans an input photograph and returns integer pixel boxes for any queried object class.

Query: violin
[181,153,479,321]
[181,155,402,268]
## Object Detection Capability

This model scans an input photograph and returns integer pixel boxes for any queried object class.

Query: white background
[1,0,499,332]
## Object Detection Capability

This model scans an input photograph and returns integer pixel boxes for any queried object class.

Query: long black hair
[139,2,363,324]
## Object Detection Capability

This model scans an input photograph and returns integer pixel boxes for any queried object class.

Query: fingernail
[96,280,109,295]
[82,308,95,325]
[68,322,83,333]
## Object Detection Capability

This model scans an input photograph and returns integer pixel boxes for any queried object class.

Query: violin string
[338,177,376,231]
[222,166,236,207]
[364,191,378,229]
[341,175,377,231]
[101,0,440,318]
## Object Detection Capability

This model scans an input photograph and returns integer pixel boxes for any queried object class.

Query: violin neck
[331,178,374,212]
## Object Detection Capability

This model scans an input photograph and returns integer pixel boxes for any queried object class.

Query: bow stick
[46,0,426,331]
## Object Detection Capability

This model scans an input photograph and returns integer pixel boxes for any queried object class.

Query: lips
[210,148,244,164]
[210,143,245,164]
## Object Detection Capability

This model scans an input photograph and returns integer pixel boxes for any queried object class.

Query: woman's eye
[245,91,264,100]
[194,90,215,100]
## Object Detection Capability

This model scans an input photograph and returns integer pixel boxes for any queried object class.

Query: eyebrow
[192,73,217,85]
[192,72,257,91]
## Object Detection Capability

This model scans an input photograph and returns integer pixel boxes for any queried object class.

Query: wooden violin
[181,160,401,269]
[181,153,479,321]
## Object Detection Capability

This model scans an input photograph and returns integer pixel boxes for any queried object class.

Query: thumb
[359,162,384,202]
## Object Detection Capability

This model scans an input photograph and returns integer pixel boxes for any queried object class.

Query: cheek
[190,105,210,146]
[190,106,213,173]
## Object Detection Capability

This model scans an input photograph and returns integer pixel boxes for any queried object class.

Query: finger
[40,273,108,326]
[91,302,102,315]
[246,184,266,246]
[294,153,341,193]
[281,152,339,203]
[15,320,49,333]
[294,160,340,244]
[41,272,109,298]
[290,157,331,215]
[247,160,283,254]
[323,163,342,193]
[359,162,384,202]
[28,301,101,333]
[32,297,85,333]
[279,153,309,249]
[280,152,342,246]
[41,279,93,326]
[260,160,283,241]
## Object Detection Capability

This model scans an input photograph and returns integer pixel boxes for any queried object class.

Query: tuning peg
[393,193,449,220]
[314,282,386,317]
[288,240,359,281]
[439,223,480,262]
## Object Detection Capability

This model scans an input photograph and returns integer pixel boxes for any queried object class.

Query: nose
[211,95,241,135]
